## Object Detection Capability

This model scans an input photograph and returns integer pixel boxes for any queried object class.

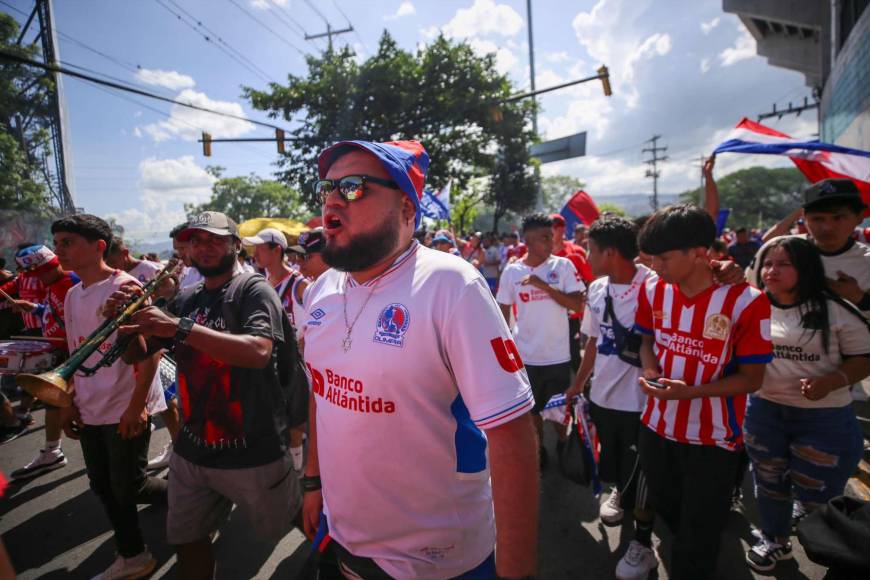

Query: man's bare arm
[499,303,512,326]
[762,207,802,243]
[487,412,539,577]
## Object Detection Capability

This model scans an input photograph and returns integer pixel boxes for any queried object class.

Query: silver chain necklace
[341,275,381,353]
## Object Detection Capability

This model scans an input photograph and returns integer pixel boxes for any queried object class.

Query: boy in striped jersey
[634,204,773,580]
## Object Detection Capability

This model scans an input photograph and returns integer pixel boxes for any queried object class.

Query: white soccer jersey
[303,242,533,578]
[581,265,651,412]
[496,255,585,365]
[128,260,162,284]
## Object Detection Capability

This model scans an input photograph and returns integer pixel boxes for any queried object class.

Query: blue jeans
[743,396,863,537]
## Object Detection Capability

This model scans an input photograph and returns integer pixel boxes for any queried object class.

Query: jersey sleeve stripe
[735,353,774,364]
[473,394,534,429]
[634,324,654,335]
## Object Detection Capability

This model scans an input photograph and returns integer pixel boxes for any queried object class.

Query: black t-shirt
[729,241,760,269]
[169,276,288,468]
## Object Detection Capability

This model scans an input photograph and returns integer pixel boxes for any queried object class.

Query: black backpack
[174,272,308,428]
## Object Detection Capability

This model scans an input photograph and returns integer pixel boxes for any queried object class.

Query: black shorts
[525,363,572,414]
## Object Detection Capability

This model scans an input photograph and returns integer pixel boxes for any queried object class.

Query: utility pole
[694,155,706,209]
[525,0,544,210]
[305,22,353,52]
[642,135,668,211]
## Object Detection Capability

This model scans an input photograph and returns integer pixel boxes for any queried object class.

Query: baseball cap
[15,245,59,274]
[318,140,430,228]
[803,179,866,211]
[432,234,454,246]
[289,228,325,254]
[242,227,287,249]
[550,213,566,227]
[177,211,240,242]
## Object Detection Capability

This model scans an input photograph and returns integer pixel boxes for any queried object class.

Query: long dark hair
[756,237,833,352]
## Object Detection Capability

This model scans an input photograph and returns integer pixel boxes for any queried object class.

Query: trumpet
[16,260,182,407]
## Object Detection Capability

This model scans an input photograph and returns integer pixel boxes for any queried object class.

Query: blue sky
[6,0,815,241]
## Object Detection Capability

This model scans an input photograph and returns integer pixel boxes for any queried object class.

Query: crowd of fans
[0,137,868,580]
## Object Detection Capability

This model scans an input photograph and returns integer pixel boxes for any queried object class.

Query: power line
[329,0,367,52]
[642,135,668,211]
[0,49,286,132]
[153,0,274,83]
[225,0,308,57]
[302,0,330,25]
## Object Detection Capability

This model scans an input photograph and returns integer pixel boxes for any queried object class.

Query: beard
[322,215,401,273]
[191,251,236,277]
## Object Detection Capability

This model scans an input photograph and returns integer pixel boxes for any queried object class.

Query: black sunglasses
[311,175,399,203]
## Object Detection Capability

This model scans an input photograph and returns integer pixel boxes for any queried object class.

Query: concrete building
[723,0,869,149]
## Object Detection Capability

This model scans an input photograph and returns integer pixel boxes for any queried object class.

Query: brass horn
[16,261,181,407]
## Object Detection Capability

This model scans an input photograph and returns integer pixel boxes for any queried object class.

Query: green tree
[681,166,806,227]
[541,175,586,211]
[597,202,627,217]
[244,32,538,220]
[185,167,309,222]
[0,13,54,214]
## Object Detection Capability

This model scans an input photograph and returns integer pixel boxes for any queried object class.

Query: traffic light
[202,132,212,157]
[276,129,285,154]
[598,65,612,97]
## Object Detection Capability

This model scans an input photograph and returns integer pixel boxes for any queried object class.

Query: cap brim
[178,225,238,242]
[803,194,867,210]
[242,235,266,245]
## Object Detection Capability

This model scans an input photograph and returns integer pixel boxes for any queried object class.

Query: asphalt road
[1,409,828,579]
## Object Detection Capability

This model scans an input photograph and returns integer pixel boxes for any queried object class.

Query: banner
[420,181,451,221]
[559,190,600,235]
[714,118,870,215]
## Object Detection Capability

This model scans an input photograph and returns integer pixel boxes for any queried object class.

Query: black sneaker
[746,535,793,572]
[0,422,27,445]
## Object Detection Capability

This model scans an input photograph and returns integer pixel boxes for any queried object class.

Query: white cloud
[385,1,415,21]
[135,68,195,91]
[719,25,756,66]
[249,0,288,9]
[442,0,524,38]
[419,25,440,41]
[571,0,671,109]
[701,16,720,35]
[700,57,712,74]
[107,156,216,241]
[468,38,518,75]
[139,89,255,142]
[545,51,571,64]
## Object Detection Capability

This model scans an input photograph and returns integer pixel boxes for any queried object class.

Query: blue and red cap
[318,140,430,228]
[15,245,59,275]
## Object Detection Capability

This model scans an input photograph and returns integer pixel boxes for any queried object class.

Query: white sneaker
[11,448,67,480]
[92,549,156,580]
[616,540,659,580]
[599,489,624,524]
[147,443,172,470]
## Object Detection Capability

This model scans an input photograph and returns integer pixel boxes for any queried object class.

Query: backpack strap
[220,272,262,334]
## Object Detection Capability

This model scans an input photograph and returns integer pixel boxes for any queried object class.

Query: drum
[0,340,62,375]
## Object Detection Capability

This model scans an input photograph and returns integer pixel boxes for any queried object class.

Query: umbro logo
[311,309,326,320]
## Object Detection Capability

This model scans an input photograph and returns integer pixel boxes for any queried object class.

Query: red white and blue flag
[714,118,870,215]
[560,189,600,233]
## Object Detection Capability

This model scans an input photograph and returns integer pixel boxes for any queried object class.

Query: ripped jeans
[743,396,863,538]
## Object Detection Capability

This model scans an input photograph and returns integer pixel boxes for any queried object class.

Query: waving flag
[420,181,451,221]
[714,118,870,215]
[560,190,600,234]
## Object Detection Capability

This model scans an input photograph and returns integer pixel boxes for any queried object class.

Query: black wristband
[301,475,322,493]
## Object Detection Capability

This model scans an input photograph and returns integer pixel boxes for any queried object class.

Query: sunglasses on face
[311,175,399,204]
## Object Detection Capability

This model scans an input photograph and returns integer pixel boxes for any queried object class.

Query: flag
[420,181,451,221]
[714,118,870,215]
[716,208,730,235]
[560,190,600,234]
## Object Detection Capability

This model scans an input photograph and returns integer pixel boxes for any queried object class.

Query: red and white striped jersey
[635,275,772,450]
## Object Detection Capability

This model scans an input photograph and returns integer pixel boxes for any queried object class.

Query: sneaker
[791,500,808,529]
[0,422,27,445]
[92,549,156,580]
[14,409,34,426]
[11,448,67,480]
[745,535,793,573]
[616,540,658,580]
[147,442,172,470]
[600,489,624,524]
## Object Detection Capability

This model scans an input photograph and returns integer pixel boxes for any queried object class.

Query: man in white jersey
[497,213,585,468]
[564,215,657,579]
[52,214,168,580]
[302,140,539,578]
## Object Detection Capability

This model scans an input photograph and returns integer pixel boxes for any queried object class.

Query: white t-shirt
[581,265,651,412]
[65,271,167,425]
[759,296,870,408]
[303,242,533,578]
[496,255,585,365]
[128,260,162,284]
[179,266,204,289]
[748,236,870,315]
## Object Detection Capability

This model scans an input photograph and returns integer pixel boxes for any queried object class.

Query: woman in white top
[743,236,870,573]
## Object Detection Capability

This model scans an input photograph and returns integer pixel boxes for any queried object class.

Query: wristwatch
[175,317,195,344]
[301,475,322,493]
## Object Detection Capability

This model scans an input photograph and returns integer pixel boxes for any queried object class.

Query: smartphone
[646,379,667,389]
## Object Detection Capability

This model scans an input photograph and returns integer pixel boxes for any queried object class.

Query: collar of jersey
[346,240,420,289]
